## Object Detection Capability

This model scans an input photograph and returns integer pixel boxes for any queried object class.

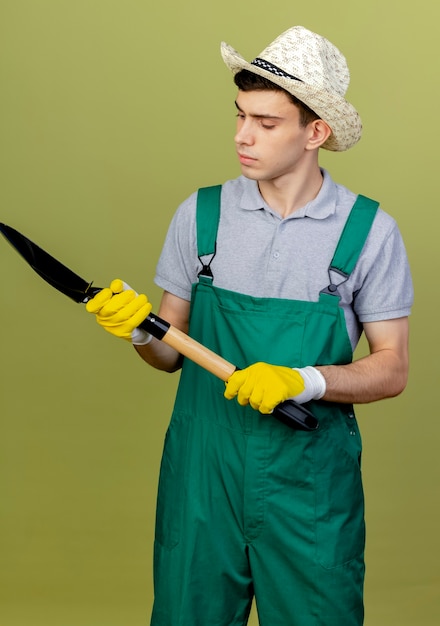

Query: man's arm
[316,317,410,404]
[134,290,191,373]
[222,316,409,414]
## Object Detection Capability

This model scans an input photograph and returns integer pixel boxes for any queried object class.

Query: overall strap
[196,185,222,279]
[321,194,380,298]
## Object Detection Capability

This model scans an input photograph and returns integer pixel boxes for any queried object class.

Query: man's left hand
[224,362,326,414]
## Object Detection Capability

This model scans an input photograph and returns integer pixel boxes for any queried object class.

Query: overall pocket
[154,414,189,550]
[313,424,365,569]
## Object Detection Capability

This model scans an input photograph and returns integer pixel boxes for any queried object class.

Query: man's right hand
[86,278,153,345]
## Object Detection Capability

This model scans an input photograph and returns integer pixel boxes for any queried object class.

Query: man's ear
[306,119,333,150]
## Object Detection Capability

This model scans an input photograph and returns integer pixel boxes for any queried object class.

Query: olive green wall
[0,1,438,625]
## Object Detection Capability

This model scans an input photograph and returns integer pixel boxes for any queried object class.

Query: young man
[87,26,413,626]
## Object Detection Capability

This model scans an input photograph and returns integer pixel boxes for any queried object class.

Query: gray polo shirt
[155,170,413,349]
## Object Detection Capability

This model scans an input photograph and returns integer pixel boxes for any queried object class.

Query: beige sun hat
[221,26,362,151]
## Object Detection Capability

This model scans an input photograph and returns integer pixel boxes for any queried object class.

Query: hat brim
[221,42,362,152]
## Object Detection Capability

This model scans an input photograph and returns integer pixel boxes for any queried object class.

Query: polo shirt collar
[239,169,337,220]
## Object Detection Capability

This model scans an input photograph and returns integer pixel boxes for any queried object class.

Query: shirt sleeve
[154,192,199,300]
[351,214,414,323]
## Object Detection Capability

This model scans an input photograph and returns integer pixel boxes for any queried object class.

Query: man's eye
[261,123,275,129]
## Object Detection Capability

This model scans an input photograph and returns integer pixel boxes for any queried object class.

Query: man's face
[234,89,315,183]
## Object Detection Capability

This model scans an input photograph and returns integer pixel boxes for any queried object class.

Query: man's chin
[240,167,261,181]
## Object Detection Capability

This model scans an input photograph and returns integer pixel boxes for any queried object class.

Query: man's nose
[235,120,254,145]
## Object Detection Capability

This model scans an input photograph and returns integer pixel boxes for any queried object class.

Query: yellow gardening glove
[224,363,326,414]
[224,363,305,414]
[86,279,153,345]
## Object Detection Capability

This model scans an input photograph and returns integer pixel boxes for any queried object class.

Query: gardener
[86,26,413,626]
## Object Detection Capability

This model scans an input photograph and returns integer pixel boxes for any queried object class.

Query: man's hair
[234,69,320,127]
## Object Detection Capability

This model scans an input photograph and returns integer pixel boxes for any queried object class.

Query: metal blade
[0,222,99,303]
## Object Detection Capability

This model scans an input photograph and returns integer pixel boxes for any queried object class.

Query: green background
[0,1,438,625]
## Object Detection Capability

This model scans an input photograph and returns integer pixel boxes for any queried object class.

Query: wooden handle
[139,313,319,431]
[161,325,236,381]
